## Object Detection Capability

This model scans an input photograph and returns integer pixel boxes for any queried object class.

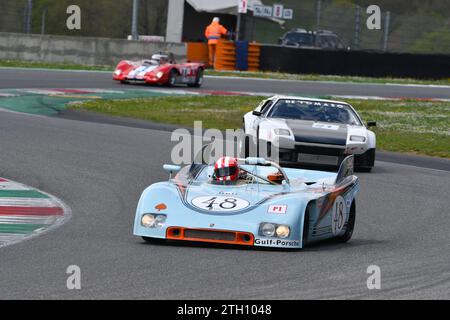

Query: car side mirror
[252,110,262,116]
[163,164,181,180]
[367,121,377,127]
[245,157,267,165]
[163,164,181,173]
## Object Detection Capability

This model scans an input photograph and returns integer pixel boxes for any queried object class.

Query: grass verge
[72,95,450,159]
[206,70,450,86]
[1,59,449,86]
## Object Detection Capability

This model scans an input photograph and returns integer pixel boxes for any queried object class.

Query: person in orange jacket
[205,17,228,67]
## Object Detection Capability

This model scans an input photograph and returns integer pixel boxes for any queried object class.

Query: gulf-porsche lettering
[254,238,300,247]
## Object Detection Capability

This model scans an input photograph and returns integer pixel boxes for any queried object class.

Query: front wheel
[167,69,177,87]
[356,149,375,172]
[335,201,356,243]
[142,236,164,244]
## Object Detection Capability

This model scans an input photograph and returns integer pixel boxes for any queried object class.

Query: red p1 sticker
[268,205,287,214]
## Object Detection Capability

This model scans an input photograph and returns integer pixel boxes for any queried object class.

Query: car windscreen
[179,165,274,186]
[267,99,362,125]
[285,33,314,45]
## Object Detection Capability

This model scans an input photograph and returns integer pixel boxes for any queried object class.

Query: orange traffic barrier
[248,42,261,72]
[215,40,236,71]
[186,41,261,71]
[186,42,209,64]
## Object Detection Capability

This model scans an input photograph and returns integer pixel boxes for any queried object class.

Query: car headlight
[259,222,290,238]
[154,214,166,228]
[273,129,291,136]
[141,214,166,228]
[141,214,155,227]
[114,70,121,76]
[276,225,290,238]
[350,135,366,142]
[260,223,276,237]
[156,71,164,79]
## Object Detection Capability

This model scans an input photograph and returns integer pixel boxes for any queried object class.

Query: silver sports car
[242,96,377,171]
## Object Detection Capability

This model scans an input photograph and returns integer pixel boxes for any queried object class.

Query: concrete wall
[0,32,186,66]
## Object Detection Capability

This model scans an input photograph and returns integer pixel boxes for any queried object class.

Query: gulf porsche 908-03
[113,52,205,87]
[133,146,359,250]
[242,96,377,171]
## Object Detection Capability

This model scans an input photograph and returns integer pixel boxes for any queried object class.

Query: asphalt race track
[0,69,449,299]
[1,68,450,99]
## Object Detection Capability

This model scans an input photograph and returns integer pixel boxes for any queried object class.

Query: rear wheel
[188,68,204,88]
[335,201,356,243]
[302,204,312,248]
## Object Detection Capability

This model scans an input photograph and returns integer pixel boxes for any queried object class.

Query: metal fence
[249,0,450,54]
[0,0,449,55]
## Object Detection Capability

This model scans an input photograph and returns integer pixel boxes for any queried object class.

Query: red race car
[113,52,205,87]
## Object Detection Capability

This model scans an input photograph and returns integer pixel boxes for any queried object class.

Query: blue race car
[133,147,359,249]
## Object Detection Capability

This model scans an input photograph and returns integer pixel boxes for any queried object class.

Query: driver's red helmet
[214,157,239,182]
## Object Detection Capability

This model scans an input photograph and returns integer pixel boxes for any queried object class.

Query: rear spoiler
[335,155,354,185]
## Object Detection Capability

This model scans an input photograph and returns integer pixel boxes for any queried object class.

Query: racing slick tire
[335,200,356,243]
[120,80,129,84]
[188,68,204,88]
[142,236,164,244]
[355,149,375,172]
[167,69,178,87]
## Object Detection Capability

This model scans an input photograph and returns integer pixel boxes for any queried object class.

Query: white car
[242,96,377,171]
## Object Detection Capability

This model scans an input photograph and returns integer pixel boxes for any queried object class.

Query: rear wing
[335,155,355,185]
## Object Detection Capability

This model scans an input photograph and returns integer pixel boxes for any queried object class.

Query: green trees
[1,0,167,38]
